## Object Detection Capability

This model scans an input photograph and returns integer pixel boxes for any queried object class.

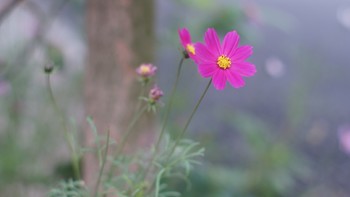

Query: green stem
[139,57,184,181]
[93,129,110,197]
[46,74,80,179]
[135,82,149,112]
[166,79,212,161]
[156,57,184,149]
[107,105,148,179]
[116,105,148,157]
[145,79,212,195]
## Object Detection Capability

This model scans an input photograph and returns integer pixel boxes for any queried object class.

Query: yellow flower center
[140,65,151,74]
[186,44,195,55]
[217,55,231,69]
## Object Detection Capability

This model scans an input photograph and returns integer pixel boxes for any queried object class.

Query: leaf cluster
[49,179,88,197]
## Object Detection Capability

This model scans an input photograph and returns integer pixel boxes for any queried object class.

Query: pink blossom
[178,28,197,62]
[149,85,163,102]
[195,28,256,90]
[136,63,157,78]
[338,125,350,155]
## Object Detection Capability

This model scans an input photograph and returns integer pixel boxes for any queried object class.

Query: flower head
[178,28,197,62]
[136,63,157,78]
[195,28,256,90]
[149,85,163,103]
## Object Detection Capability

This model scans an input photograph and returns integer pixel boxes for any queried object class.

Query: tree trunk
[84,0,154,187]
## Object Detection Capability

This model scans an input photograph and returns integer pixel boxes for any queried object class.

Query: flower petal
[198,63,217,78]
[178,28,191,48]
[231,45,253,62]
[212,69,227,90]
[226,69,245,88]
[232,62,256,77]
[194,43,217,64]
[204,28,221,56]
[222,31,239,57]
[188,53,199,64]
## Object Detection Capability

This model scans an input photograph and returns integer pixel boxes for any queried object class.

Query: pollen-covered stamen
[217,55,231,69]
[186,44,195,55]
[139,65,151,74]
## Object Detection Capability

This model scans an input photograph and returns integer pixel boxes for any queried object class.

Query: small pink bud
[149,85,163,102]
[136,63,157,78]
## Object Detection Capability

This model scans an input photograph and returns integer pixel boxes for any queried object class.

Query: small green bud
[182,50,190,59]
[44,62,54,74]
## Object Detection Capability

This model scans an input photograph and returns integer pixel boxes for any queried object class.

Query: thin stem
[107,105,148,179]
[156,57,184,150]
[93,129,111,197]
[145,79,212,195]
[166,79,212,161]
[46,74,80,179]
[116,105,148,156]
[136,88,146,110]
[135,82,149,112]
[139,57,184,181]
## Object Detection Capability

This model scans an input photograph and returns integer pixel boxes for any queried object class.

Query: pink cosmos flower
[136,63,157,78]
[178,28,197,62]
[195,28,256,90]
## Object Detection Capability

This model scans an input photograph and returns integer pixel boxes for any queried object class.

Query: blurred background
[1,0,350,196]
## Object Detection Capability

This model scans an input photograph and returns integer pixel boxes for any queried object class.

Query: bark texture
[85,0,154,187]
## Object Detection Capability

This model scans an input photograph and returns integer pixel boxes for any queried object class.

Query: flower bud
[149,85,163,103]
[44,62,54,74]
[182,50,190,59]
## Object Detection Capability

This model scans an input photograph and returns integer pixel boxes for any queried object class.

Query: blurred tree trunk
[84,0,154,187]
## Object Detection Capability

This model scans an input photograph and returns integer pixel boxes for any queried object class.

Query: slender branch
[166,79,212,161]
[139,57,184,181]
[135,80,151,112]
[46,73,80,179]
[106,105,148,181]
[146,79,212,195]
[156,57,184,150]
[93,128,111,197]
[115,105,148,157]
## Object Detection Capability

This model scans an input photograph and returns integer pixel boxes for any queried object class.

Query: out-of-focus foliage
[166,112,311,197]
[49,179,87,197]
